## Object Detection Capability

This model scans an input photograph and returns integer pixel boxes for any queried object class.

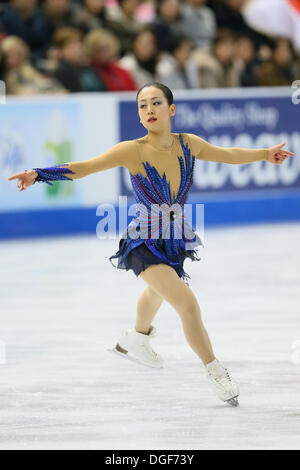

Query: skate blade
[107,345,164,370]
[225,397,239,407]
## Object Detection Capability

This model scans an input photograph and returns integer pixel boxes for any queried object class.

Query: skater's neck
[146,130,174,151]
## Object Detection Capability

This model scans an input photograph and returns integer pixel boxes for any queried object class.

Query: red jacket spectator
[84,29,137,91]
[90,58,137,91]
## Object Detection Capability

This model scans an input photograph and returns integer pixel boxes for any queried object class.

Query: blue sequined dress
[108,134,203,286]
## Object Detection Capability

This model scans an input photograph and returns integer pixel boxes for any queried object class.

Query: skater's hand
[7,169,38,192]
[267,142,294,164]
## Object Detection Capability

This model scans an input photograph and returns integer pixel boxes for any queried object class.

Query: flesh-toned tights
[136,264,215,365]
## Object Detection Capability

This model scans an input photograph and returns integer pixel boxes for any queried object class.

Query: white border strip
[5,86,293,105]
[117,86,293,102]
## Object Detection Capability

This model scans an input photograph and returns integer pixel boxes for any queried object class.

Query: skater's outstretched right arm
[7,140,138,191]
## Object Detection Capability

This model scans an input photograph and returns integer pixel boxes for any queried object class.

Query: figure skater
[8,82,294,407]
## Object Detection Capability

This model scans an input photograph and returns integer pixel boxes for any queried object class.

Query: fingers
[8,172,26,181]
[272,142,286,153]
[274,155,288,164]
[274,143,294,156]
[7,174,28,191]
[276,151,294,160]
[17,179,26,191]
[271,145,295,164]
[277,141,286,149]
[8,172,31,191]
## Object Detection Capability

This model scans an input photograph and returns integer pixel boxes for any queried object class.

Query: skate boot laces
[208,367,234,391]
[122,327,162,363]
[141,340,160,360]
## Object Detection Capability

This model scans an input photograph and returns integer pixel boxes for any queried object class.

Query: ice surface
[0,222,299,450]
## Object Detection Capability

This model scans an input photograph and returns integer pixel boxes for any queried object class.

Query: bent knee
[179,298,200,318]
[140,264,199,311]
[146,285,163,301]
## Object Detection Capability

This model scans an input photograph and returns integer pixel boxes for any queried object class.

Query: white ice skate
[108,325,164,369]
[205,359,240,407]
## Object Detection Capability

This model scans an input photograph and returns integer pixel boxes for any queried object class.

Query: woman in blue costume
[108,134,203,287]
[8,82,294,407]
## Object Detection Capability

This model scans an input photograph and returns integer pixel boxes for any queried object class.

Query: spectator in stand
[3,0,297,95]
[84,28,137,91]
[179,0,216,49]
[0,41,7,81]
[207,0,245,30]
[134,0,156,23]
[234,34,260,87]
[106,0,143,56]
[258,38,296,87]
[152,0,216,53]
[192,29,242,88]
[151,0,182,52]
[156,33,199,88]
[119,26,161,88]
[39,0,76,51]
[51,27,106,92]
[206,0,270,49]
[41,0,74,29]
[0,34,65,94]
[71,0,111,35]
[0,0,50,63]
[293,52,300,81]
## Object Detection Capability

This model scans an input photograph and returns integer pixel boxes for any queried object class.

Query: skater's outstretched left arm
[7,140,138,191]
[185,133,294,165]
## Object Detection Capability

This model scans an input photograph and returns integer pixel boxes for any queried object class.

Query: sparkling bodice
[123,134,203,264]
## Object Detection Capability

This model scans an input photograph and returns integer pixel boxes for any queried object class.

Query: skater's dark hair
[136,82,174,106]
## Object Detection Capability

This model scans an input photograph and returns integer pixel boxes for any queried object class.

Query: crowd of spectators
[0,0,299,95]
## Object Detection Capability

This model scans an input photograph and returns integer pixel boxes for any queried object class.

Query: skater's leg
[135,286,163,334]
[140,264,215,365]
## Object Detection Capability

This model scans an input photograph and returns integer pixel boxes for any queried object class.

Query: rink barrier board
[1,88,300,239]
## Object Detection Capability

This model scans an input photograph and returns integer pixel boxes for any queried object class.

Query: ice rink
[0,221,299,450]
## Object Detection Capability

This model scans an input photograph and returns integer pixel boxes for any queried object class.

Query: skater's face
[137,86,175,131]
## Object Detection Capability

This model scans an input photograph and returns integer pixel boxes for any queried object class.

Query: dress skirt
[108,238,201,286]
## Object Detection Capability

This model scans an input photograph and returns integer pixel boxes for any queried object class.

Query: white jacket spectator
[157,53,199,89]
[106,0,142,55]
[192,30,243,88]
[180,0,217,49]
[119,53,154,87]
[156,35,200,89]
[119,27,161,88]
[1,35,65,95]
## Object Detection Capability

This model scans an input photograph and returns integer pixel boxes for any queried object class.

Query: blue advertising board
[118,89,300,225]
[1,89,299,239]
[119,92,300,196]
